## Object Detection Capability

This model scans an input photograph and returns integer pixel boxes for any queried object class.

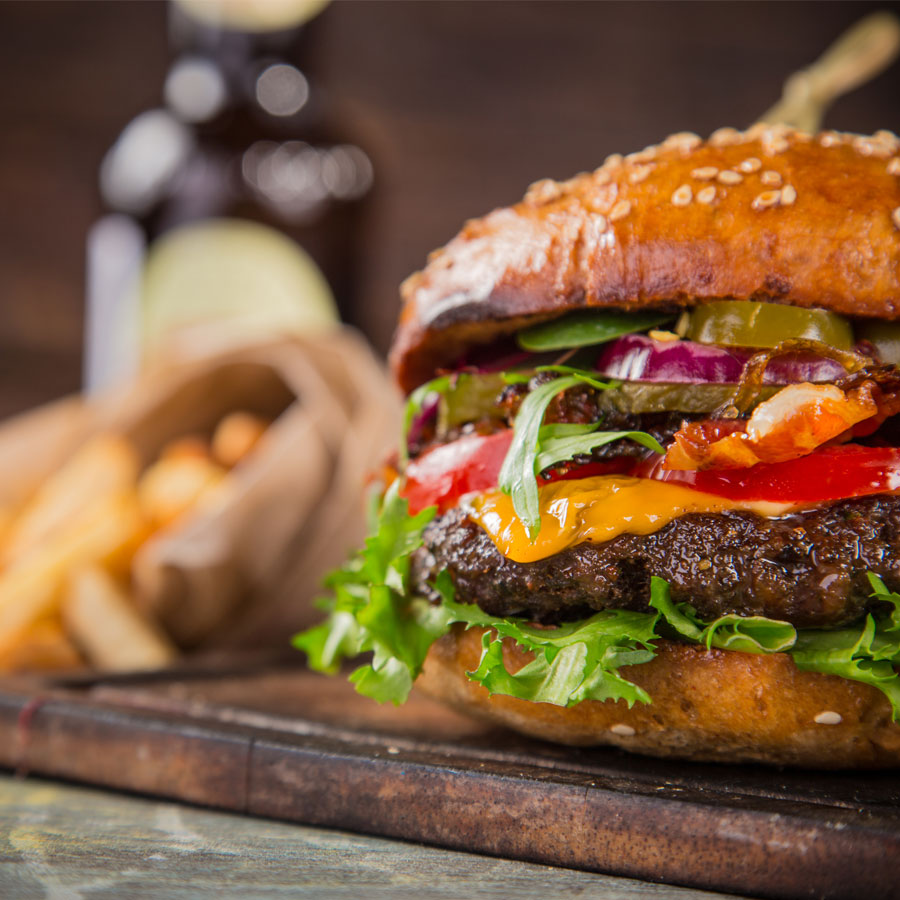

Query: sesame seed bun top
[391,125,900,393]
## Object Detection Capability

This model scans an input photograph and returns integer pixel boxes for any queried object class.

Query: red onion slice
[595,335,848,384]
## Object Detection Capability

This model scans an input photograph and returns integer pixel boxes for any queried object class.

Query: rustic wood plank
[0,669,897,900]
[0,775,741,899]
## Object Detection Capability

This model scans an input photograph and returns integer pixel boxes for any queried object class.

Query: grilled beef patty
[412,494,900,629]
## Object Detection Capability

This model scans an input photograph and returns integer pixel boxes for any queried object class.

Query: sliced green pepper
[687,301,853,350]
[438,373,508,433]
[436,372,775,434]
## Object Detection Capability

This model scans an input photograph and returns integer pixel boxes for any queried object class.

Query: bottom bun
[416,625,900,768]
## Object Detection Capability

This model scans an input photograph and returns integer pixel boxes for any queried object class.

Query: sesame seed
[872,131,900,156]
[709,126,743,147]
[610,724,636,737]
[738,157,762,173]
[752,190,781,210]
[525,179,562,205]
[626,148,658,164]
[819,131,843,148]
[664,131,702,152]
[696,185,716,204]
[892,207,900,230]
[671,184,692,206]
[761,170,782,187]
[717,170,743,185]
[698,559,712,571]
[781,184,797,205]
[386,746,400,754]
[629,164,654,184]
[744,122,768,141]
[853,135,896,158]
[814,711,842,725]
[591,213,608,230]
[888,158,900,176]
[604,153,624,168]
[608,200,632,222]
[763,136,790,155]
[691,166,718,181]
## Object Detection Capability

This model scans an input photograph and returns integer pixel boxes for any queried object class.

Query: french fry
[0,617,84,673]
[2,435,140,567]
[159,435,211,463]
[0,490,147,659]
[211,411,268,468]
[137,454,227,529]
[62,566,176,671]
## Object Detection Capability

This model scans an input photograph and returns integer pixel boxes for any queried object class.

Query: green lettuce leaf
[868,572,900,632]
[648,576,797,654]
[293,483,448,704]
[435,571,657,707]
[790,616,900,716]
[298,495,900,719]
[517,311,673,351]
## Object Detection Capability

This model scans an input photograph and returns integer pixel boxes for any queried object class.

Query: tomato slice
[402,432,513,515]
[401,430,635,514]
[401,432,900,513]
[638,444,900,503]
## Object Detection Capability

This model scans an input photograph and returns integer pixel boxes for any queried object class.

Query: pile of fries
[0,411,269,675]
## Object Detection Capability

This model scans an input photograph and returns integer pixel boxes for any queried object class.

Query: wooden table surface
[0,774,747,900]
[1,5,899,898]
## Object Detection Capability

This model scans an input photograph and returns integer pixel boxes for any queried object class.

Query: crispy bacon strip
[664,373,900,471]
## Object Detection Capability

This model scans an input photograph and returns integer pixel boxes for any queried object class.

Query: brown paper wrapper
[0,329,400,653]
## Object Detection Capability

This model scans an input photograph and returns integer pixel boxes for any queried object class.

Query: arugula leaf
[535,430,664,474]
[497,372,662,538]
[517,311,674,352]
[498,375,586,539]
[532,365,618,389]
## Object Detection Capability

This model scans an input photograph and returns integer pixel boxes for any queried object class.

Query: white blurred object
[141,218,338,364]
[256,63,309,117]
[165,57,228,123]
[99,110,193,215]
[84,216,145,394]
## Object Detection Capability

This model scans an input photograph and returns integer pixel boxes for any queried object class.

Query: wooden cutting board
[0,662,897,900]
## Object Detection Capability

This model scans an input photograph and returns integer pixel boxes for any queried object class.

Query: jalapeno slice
[687,301,853,350]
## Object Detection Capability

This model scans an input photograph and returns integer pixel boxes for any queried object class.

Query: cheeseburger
[298,125,900,767]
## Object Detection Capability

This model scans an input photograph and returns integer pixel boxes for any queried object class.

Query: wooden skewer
[759,12,900,132]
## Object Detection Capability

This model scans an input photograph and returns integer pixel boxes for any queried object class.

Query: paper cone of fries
[0,330,400,671]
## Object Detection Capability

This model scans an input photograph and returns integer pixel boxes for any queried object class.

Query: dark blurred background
[1,0,899,419]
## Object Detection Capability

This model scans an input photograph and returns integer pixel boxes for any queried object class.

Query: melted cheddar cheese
[468,476,794,563]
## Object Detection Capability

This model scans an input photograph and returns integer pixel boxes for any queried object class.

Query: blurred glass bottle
[86,0,373,390]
